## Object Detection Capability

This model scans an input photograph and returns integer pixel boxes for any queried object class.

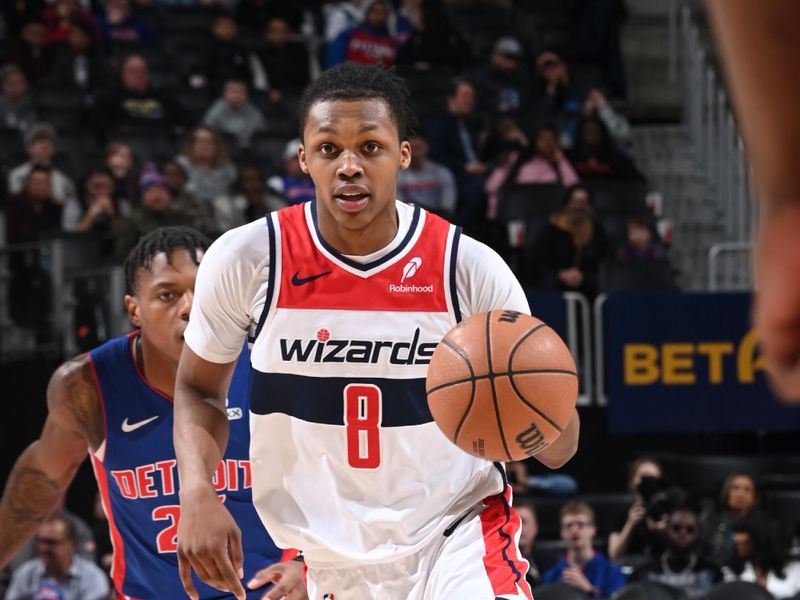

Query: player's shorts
[305,488,533,600]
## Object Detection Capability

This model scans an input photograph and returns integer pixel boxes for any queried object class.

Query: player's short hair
[298,63,417,141]
[124,226,210,294]
[560,500,595,523]
[43,515,76,543]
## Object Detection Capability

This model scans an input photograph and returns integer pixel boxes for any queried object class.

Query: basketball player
[0,227,305,599]
[174,63,580,600]
[707,0,800,402]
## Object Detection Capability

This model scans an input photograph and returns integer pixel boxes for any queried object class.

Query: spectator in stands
[96,0,156,50]
[105,141,139,207]
[324,0,398,69]
[160,159,218,234]
[214,164,285,231]
[0,64,37,134]
[469,36,531,116]
[568,115,643,180]
[703,472,760,564]
[543,500,626,597]
[63,166,130,237]
[8,123,77,211]
[42,0,96,45]
[485,125,578,219]
[632,505,723,598]
[5,166,63,244]
[236,0,304,33]
[582,88,631,148]
[257,16,311,104]
[529,183,614,297]
[203,78,266,149]
[533,51,581,132]
[1,20,54,84]
[395,0,467,70]
[426,78,488,227]
[481,116,529,167]
[202,14,256,92]
[175,125,237,204]
[324,0,367,44]
[267,138,316,205]
[725,513,800,598]
[609,457,667,561]
[46,20,107,91]
[113,163,194,256]
[94,54,187,137]
[619,216,663,261]
[5,516,109,600]
[396,131,456,219]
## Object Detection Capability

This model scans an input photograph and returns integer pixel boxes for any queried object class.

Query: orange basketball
[426,310,578,461]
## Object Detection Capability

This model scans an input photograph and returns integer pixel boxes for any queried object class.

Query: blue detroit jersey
[89,333,282,599]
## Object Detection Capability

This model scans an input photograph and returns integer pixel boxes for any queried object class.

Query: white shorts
[305,488,533,600]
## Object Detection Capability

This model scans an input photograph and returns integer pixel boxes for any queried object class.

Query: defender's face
[299,99,411,249]
[125,249,202,364]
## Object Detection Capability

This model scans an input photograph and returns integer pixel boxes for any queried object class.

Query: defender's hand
[248,560,308,599]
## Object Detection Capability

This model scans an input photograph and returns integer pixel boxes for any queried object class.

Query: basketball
[426,310,578,462]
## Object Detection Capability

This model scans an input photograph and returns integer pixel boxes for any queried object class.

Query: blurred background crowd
[0,0,797,599]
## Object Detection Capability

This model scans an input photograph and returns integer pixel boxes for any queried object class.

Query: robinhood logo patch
[390,256,433,293]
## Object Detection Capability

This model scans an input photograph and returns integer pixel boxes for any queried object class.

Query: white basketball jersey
[248,201,505,566]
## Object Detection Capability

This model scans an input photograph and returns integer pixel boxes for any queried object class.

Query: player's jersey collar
[305,200,423,275]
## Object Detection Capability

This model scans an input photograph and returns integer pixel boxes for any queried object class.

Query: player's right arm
[0,356,100,568]
[175,348,244,600]
[174,222,267,600]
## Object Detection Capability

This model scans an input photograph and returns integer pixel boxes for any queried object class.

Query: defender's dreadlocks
[298,63,418,141]
[124,226,210,294]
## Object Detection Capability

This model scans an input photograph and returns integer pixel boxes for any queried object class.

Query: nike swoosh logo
[291,270,332,286]
[121,415,159,433]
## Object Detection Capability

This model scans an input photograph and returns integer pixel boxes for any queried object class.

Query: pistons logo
[323,595,335,600]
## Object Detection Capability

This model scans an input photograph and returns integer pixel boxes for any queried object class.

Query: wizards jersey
[88,334,282,599]
[248,201,505,566]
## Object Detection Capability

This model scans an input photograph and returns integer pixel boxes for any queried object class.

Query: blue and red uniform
[88,333,283,599]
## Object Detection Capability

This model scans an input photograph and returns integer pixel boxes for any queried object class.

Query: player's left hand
[247,560,308,600]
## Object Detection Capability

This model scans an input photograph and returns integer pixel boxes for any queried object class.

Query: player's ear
[298,143,309,174]
[399,140,411,171]
[124,295,142,328]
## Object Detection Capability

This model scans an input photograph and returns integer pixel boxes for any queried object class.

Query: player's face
[125,249,202,365]
[299,99,411,254]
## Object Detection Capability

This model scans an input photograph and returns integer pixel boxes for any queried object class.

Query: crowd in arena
[0,0,675,337]
[3,0,785,599]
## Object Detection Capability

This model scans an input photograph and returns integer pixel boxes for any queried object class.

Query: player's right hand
[177,488,246,600]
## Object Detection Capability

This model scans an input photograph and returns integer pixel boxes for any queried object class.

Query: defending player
[174,64,580,600]
[0,227,305,599]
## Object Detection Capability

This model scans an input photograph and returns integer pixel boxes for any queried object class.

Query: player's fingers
[248,565,281,589]
[229,528,245,580]
[177,552,199,600]
[262,581,288,600]
[212,551,246,600]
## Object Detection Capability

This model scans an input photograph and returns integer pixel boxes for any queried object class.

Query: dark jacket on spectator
[5,190,62,243]
[258,41,310,95]
[203,38,254,92]
[529,212,614,297]
[93,85,186,136]
[46,43,108,91]
[426,112,486,176]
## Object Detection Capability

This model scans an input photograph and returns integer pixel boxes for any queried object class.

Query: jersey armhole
[253,212,277,341]
[448,225,463,324]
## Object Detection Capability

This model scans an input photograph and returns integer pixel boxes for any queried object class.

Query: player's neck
[134,333,178,399]
[318,206,399,256]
